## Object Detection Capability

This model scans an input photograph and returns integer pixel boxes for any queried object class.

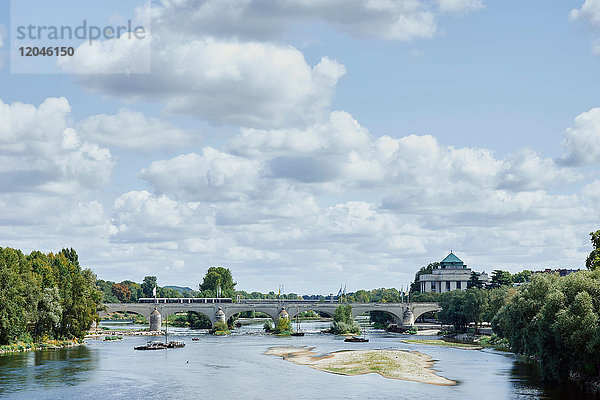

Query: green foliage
[586,230,600,270]
[210,321,229,334]
[274,317,292,334]
[199,267,236,298]
[263,320,273,332]
[35,287,62,337]
[369,310,394,328]
[490,270,513,288]
[331,304,361,334]
[187,312,212,329]
[467,271,484,289]
[0,247,101,345]
[141,276,157,298]
[494,270,600,382]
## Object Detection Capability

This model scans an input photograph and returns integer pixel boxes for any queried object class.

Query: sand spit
[266,346,456,385]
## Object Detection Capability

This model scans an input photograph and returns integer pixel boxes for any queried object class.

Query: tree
[490,270,512,288]
[274,317,292,334]
[467,271,484,289]
[112,283,131,302]
[141,276,157,298]
[199,267,236,298]
[438,290,469,332]
[410,262,438,293]
[35,287,62,337]
[463,288,489,333]
[512,270,532,283]
[586,230,600,271]
[331,304,360,334]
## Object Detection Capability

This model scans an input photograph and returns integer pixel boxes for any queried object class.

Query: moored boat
[344,336,369,343]
[134,341,167,350]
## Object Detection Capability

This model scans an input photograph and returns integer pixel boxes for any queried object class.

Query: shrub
[263,320,273,332]
[210,321,229,334]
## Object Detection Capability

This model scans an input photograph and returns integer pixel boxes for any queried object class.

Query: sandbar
[266,346,456,385]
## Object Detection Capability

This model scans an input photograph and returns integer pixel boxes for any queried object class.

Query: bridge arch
[224,307,279,326]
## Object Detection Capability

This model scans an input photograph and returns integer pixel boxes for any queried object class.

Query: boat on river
[167,340,185,348]
[344,336,369,343]
[134,341,167,350]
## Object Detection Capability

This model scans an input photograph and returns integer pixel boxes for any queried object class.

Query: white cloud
[228,111,577,193]
[0,97,114,194]
[139,147,263,201]
[63,36,345,129]
[78,109,196,151]
[571,0,600,27]
[571,0,600,54]
[150,0,439,41]
[111,190,215,242]
[561,107,600,165]
[437,0,484,14]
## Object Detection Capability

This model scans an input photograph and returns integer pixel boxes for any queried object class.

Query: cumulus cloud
[227,111,577,193]
[571,0,600,27]
[78,109,196,151]
[59,0,483,129]
[149,0,441,41]
[0,97,114,194]
[108,108,594,291]
[571,0,600,53]
[139,148,263,201]
[63,36,345,128]
[111,190,215,242]
[561,107,600,165]
[437,0,484,14]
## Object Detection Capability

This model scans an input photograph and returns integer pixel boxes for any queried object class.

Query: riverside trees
[0,247,100,345]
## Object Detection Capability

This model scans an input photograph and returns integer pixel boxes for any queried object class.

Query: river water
[0,320,597,400]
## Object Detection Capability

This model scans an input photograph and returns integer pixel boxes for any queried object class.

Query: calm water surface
[0,321,597,399]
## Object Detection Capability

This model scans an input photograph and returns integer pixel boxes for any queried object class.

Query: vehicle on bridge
[138,297,233,304]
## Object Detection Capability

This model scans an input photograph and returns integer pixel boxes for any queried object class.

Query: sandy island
[266,346,456,385]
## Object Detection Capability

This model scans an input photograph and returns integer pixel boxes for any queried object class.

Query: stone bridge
[99,301,440,330]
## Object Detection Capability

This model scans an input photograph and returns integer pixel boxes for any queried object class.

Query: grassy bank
[0,338,84,355]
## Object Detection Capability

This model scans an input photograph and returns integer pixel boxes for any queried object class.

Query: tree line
[0,247,100,345]
[432,230,600,382]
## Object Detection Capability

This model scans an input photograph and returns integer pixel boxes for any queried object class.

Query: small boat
[134,341,167,350]
[166,340,185,348]
[191,338,199,341]
[344,336,369,343]
[291,306,304,336]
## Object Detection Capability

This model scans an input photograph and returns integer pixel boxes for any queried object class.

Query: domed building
[418,252,489,293]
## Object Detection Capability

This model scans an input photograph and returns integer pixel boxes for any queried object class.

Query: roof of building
[441,252,463,264]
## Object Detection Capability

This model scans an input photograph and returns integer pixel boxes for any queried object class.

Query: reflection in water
[510,358,600,400]
[0,346,97,394]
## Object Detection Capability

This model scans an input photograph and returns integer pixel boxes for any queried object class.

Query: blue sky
[0,0,599,294]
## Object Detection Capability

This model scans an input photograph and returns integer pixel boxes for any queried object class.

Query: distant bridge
[99,300,441,330]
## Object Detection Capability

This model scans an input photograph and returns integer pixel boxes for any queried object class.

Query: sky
[1,0,600,295]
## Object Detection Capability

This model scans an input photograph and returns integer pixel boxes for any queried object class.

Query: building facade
[419,252,488,293]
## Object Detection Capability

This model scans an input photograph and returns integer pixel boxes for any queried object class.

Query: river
[0,320,597,399]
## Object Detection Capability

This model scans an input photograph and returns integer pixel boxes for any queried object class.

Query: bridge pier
[149,308,162,331]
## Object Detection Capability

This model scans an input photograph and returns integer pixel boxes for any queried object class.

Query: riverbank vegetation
[429,230,600,384]
[0,247,100,347]
[329,304,361,335]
